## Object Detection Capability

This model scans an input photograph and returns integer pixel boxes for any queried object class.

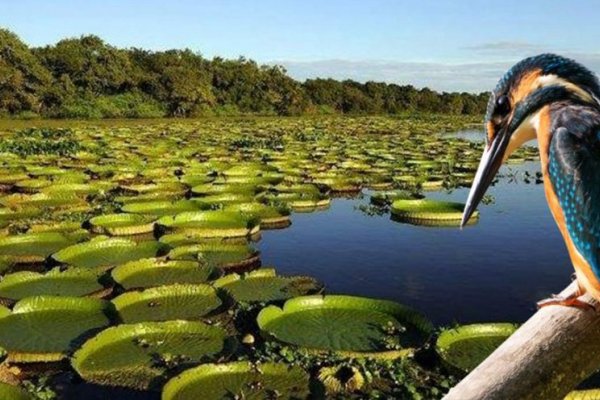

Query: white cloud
[274,53,600,93]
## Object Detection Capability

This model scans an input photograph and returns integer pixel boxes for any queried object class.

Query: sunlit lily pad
[391,199,478,226]
[72,320,228,390]
[436,323,518,373]
[52,237,168,270]
[112,284,222,323]
[88,213,155,236]
[111,258,217,289]
[565,390,600,400]
[214,268,322,302]
[225,203,291,229]
[0,383,32,400]
[0,268,105,303]
[0,232,78,264]
[258,295,432,357]
[0,296,112,362]
[121,200,201,216]
[162,361,310,400]
[157,211,259,238]
[167,242,260,271]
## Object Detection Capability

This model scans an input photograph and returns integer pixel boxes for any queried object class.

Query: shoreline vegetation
[0,29,489,120]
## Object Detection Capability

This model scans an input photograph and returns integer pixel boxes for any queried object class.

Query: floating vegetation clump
[0,116,538,398]
[436,323,518,373]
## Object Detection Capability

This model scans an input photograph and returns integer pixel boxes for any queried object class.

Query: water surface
[258,161,570,326]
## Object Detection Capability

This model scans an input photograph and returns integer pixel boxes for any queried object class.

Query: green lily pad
[111,258,217,289]
[121,200,201,217]
[167,242,260,271]
[52,237,168,270]
[224,203,291,229]
[257,295,432,357]
[112,284,222,323]
[0,383,32,400]
[436,323,518,373]
[157,211,259,238]
[565,390,600,400]
[88,213,155,236]
[0,296,112,362]
[162,361,310,400]
[214,268,322,302]
[0,268,105,302]
[391,199,478,226]
[72,320,228,390]
[0,232,78,264]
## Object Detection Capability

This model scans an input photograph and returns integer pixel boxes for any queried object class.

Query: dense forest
[0,29,489,118]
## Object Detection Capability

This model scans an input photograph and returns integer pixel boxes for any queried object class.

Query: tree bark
[443,281,600,400]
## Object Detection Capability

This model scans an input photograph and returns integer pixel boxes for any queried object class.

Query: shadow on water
[258,161,572,326]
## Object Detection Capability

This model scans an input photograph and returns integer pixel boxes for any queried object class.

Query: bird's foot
[537,293,597,312]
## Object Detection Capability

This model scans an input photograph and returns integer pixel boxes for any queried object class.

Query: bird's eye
[495,95,510,116]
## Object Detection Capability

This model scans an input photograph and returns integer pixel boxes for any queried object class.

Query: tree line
[0,29,489,119]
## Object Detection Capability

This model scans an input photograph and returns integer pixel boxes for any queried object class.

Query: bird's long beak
[460,129,510,227]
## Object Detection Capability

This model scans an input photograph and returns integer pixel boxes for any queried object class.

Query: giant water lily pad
[436,323,518,373]
[0,383,32,400]
[565,390,600,400]
[214,268,322,303]
[167,242,260,271]
[121,200,201,216]
[391,199,478,226]
[72,320,228,390]
[257,295,432,357]
[157,211,259,238]
[0,296,112,362]
[0,268,105,303]
[0,232,78,264]
[112,284,222,323]
[224,203,291,229]
[163,361,310,400]
[88,213,155,236]
[111,258,217,289]
[52,237,168,270]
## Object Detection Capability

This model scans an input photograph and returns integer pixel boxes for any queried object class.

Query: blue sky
[2,0,599,92]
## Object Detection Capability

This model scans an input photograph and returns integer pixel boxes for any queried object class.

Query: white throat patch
[503,111,540,162]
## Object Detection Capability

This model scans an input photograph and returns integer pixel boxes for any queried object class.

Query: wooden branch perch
[443,281,600,400]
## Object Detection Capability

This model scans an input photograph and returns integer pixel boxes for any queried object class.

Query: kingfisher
[461,54,600,310]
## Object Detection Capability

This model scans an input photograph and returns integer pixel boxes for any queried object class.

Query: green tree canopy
[0,29,489,118]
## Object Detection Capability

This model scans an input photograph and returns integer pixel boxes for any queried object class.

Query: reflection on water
[258,161,570,326]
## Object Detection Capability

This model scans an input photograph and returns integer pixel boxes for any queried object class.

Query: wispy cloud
[276,53,600,93]
[463,41,543,52]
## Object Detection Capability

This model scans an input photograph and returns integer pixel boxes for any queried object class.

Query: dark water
[258,161,572,327]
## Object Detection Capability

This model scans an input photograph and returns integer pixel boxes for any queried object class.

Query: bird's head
[461,53,600,227]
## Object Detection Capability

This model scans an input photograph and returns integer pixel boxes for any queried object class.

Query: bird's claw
[537,294,598,312]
